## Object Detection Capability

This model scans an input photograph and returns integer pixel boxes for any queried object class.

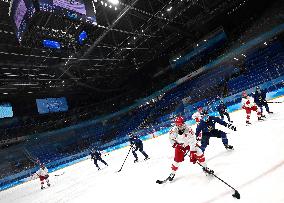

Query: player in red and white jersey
[192,106,204,140]
[192,106,204,123]
[166,116,213,182]
[241,91,262,124]
[33,163,50,190]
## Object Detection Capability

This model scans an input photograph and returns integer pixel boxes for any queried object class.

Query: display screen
[78,30,87,44]
[36,97,68,114]
[38,0,97,25]
[43,39,61,49]
[14,0,27,29]
[53,0,86,15]
[10,0,35,41]
[0,103,14,119]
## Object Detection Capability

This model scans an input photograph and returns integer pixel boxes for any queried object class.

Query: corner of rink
[0,96,284,203]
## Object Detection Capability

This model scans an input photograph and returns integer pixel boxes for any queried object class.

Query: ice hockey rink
[0,97,284,203]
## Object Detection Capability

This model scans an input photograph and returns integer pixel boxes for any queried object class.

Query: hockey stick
[117,146,132,172]
[196,162,240,199]
[54,172,65,176]
[266,101,283,103]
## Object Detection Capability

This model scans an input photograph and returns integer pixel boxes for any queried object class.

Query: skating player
[252,86,273,117]
[192,106,205,140]
[129,134,149,163]
[242,91,262,124]
[90,149,108,170]
[217,100,232,122]
[166,116,214,182]
[192,106,204,124]
[195,112,236,152]
[33,163,50,190]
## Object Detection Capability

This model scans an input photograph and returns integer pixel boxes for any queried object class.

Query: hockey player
[192,106,204,124]
[252,86,273,117]
[192,106,204,140]
[242,91,262,124]
[34,163,50,190]
[195,112,236,152]
[165,116,213,182]
[90,149,108,170]
[129,134,149,163]
[217,100,232,122]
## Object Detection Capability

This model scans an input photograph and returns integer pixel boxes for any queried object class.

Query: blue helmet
[202,111,209,122]
[202,115,209,122]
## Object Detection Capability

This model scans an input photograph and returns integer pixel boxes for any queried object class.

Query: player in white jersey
[166,116,213,182]
[241,91,262,124]
[192,106,204,123]
[192,106,204,140]
[33,163,50,189]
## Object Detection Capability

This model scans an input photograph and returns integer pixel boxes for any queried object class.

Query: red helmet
[197,106,203,112]
[175,116,184,126]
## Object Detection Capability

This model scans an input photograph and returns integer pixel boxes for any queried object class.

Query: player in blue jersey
[195,111,236,152]
[217,100,232,122]
[252,86,273,117]
[129,134,149,163]
[90,149,108,170]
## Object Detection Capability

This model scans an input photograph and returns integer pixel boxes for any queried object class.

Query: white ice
[1,97,284,203]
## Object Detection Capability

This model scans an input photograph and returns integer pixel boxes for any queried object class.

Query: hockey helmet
[175,116,185,126]
[197,106,203,112]
[201,111,209,122]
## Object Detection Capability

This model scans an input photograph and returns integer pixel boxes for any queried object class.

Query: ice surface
[0,97,284,203]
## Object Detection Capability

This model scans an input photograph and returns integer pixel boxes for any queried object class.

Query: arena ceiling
[0,0,275,101]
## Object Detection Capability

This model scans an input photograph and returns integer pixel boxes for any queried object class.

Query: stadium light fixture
[108,0,119,5]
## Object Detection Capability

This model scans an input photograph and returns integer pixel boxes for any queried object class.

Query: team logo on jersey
[207,126,213,132]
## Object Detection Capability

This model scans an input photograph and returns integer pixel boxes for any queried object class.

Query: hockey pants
[171,144,206,174]
[93,158,108,168]
[257,102,270,114]
[200,129,228,152]
[132,144,148,160]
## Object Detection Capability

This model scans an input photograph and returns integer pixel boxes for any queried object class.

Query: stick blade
[232,190,240,199]
[156,180,164,184]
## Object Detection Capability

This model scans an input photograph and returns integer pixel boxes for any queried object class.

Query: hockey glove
[227,123,237,131]
[178,129,185,135]
[172,142,179,148]
[131,145,137,151]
